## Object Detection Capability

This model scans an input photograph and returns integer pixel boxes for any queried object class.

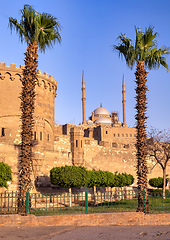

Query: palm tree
[9,5,61,213]
[113,26,169,213]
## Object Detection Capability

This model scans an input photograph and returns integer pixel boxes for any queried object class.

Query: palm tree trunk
[135,61,149,213]
[18,41,38,213]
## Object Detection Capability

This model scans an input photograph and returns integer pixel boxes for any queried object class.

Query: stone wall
[0,212,170,226]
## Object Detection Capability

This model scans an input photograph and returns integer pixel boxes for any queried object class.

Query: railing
[0,189,169,215]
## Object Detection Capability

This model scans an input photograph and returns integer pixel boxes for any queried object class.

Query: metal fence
[0,189,169,215]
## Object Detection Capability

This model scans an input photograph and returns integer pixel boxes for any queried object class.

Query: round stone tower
[0,62,57,178]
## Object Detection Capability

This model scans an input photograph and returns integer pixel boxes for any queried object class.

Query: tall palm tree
[113,26,169,213]
[9,5,61,212]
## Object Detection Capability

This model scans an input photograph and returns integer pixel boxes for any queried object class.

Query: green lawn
[30,196,170,216]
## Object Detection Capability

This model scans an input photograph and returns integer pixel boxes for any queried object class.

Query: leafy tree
[105,171,115,187]
[113,26,169,212]
[9,5,61,212]
[0,162,12,188]
[147,128,170,198]
[50,165,88,188]
[87,170,108,188]
[112,172,134,187]
[149,177,168,189]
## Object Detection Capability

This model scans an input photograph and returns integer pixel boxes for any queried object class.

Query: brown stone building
[0,63,168,191]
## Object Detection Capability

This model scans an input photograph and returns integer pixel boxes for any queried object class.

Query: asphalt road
[0,225,170,240]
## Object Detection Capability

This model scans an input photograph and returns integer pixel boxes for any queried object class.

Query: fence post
[26,191,29,214]
[143,188,146,213]
[85,190,88,214]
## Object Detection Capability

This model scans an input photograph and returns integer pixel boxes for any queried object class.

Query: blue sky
[1,0,170,130]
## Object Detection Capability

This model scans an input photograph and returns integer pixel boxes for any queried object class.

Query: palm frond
[114,26,169,71]
[113,33,135,69]
[9,4,61,52]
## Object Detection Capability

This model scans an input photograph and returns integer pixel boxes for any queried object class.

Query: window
[113,133,116,137]
[122,134,124,137]
[47,134,49,141]
[130,134,132,137]
[81,140,82,148]
[34,131,36,140]
[76,140,78,147]
[117,134,120,137]
[126,134,128,137]
[1,128,5,137]
[40,132,43,141]
[112,142,117,147]
[106,131,108,134]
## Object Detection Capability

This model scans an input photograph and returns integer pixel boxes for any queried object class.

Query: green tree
[0,162,12,188]
[50,165,88,188]
[113,26,169,212]
[87,170,108,188]
[9,5,61,212]
[149,177,168,189]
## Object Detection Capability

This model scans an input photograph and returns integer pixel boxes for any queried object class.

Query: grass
[29,196,170,216]
[0,192,169,216]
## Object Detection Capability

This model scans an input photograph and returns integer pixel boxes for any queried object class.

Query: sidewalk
[0,225,170,240]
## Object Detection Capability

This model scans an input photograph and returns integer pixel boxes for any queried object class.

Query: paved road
[0,225,170,240]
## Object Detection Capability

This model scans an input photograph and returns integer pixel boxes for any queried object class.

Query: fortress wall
[0,143,19,191]
[100,125,137,142]
[83,138,169,184]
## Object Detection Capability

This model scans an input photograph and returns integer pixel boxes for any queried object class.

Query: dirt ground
[0,225,170,240]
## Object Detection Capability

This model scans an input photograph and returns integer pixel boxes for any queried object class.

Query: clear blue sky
[1,0,170,130]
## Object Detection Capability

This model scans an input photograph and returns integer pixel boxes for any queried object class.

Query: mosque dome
[94,107,110,116]
[87,119,93,124]
[94,117,112,124]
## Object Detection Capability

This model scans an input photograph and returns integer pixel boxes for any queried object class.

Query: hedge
[50,165,134,189]
[50,165,88,188]
[149,177,168,188]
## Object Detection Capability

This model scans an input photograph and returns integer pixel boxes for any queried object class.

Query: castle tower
[122,75,127,127]
[82,71,86,124]
[70,127,84,166]
[0,63,57,178]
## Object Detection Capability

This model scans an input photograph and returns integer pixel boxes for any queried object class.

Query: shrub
[149,177,168,188]
[87,170,108,188]
[50,165,134,189]
[50,165,88,188]
[112,172,134,187]
[0,162,12,188]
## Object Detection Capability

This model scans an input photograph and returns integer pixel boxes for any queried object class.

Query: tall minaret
[82,71,86,124]
[122,75,127,127]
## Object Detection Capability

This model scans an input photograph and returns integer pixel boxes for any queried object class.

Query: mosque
[0,63,163,191]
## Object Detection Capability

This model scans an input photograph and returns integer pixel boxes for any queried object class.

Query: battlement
[0,62,57,89]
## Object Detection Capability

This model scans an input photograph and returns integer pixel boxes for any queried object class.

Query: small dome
[94,117,112,124]
[87,120,93,123]
[94,107,110,116]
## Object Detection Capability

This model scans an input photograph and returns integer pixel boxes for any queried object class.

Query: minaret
[122,75,127,127]
[82,71,86,124]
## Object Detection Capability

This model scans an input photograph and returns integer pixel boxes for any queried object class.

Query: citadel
[0,63,166,191]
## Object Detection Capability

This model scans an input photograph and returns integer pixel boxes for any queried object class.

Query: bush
[87,170,108,188]
[149,177,168,188]
[112,172,134,187]
[50,165,88,188]
[50,165,134,189]
[0,162,12,188]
